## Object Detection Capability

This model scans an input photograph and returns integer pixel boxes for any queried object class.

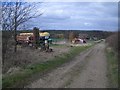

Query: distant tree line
[17,30,113,40]
[43,30,113,40]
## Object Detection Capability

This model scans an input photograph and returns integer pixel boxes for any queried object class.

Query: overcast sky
[25,2,118,31]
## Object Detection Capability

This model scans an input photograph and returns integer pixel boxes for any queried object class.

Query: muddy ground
[25,42,109,88]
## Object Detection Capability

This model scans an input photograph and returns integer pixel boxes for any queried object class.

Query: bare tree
[2,1,43,52]
[2,2,14,64]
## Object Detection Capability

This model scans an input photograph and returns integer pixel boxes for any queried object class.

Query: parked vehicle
[16,32,50,46]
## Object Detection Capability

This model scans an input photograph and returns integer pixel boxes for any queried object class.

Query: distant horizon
[17,29,117,32]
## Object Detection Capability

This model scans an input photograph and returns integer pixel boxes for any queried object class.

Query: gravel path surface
[25,42,108,88]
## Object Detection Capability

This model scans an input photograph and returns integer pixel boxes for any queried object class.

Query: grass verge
[49,43,67,47]
[3,45,92,88]
[106,47,118,88]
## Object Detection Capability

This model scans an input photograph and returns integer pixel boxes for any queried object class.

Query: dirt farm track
[25,42,108,88]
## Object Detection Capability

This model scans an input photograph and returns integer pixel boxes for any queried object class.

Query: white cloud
[25,2,118,30]
[26,0,119,2]
[84,23,92,26]
[2,0,119,2]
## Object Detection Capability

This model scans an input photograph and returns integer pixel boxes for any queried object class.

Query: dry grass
[106,32,119,52]
[3,44,71,74]
[2,45,92,88]
[105,32,119,88]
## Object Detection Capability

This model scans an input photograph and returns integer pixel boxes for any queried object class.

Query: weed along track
[0,0,117,89]
[2,1,117,89]
[2,44,92,88]
[24,42,109,88]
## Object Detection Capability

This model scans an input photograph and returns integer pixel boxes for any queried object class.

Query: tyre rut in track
[25,42,108,88]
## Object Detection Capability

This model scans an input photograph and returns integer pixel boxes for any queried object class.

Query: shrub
[106,32,119,52]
